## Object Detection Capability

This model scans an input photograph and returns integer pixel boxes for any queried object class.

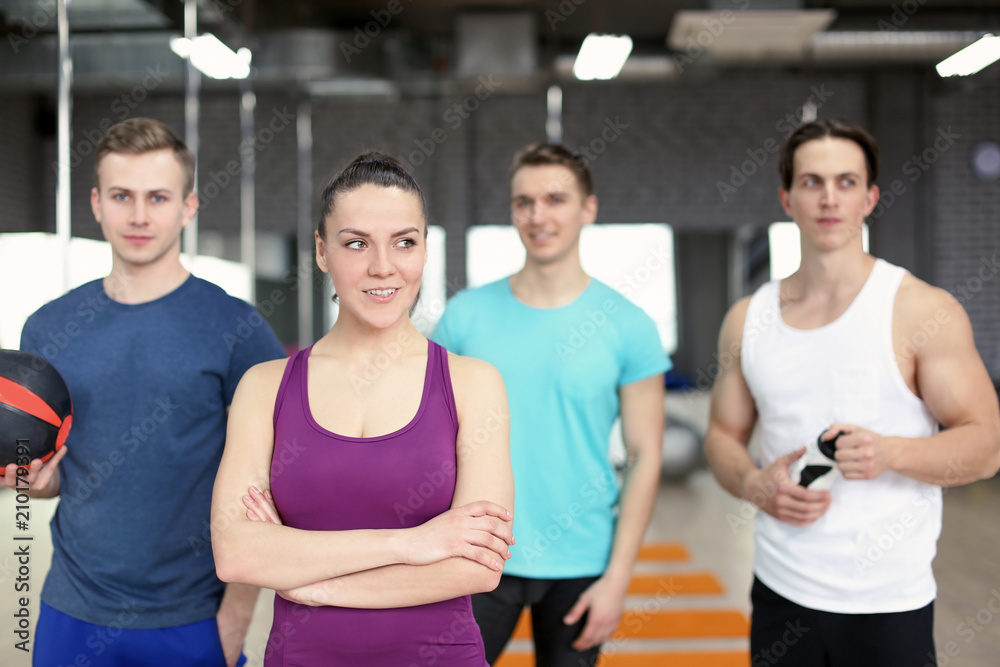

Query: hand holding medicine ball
[1,350,72,490]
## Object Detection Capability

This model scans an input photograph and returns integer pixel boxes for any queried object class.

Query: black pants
[472,574,601,667]
[750,577,937,666]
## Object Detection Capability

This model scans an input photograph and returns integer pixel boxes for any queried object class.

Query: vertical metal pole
[56,0,72,292]
[183,0,200,257]
[546,84,563,144]
[239,80,256,302]
[296,98,313,349]
[731,224,753,303]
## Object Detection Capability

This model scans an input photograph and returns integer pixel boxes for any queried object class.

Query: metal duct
[0,28,378,93]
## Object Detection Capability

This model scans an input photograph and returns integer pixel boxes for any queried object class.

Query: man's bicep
[619,375,665,457]
[710,359,757,442]
[916,303,998,430]
[709,301,757,443]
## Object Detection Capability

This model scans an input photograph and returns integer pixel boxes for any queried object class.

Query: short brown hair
[94,118,195,196]
[778,119,879,190]
[509,143,593,198]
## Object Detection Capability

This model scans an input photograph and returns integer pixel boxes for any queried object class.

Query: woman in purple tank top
[211,153,514,666]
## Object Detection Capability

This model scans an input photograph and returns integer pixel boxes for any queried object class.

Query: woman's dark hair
[317,152,427,310]
[317,151,427,238]
[778,119,880,190]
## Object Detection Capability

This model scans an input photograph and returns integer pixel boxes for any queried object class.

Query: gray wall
[2,66,998,379]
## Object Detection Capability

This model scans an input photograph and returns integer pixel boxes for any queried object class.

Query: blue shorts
[33,602,248,667]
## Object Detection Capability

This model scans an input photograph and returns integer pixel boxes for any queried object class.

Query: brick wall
[1,68,997,376]
[0,95,42,233]
[559,71,866,230]
[930,74,1000,377]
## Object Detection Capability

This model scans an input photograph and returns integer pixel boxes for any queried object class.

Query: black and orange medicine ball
[0,350,72,472]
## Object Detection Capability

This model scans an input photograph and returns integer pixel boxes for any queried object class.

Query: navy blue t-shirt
[20,275,286,628]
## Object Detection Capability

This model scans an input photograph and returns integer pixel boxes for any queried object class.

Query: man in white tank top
[704,119,1000,666]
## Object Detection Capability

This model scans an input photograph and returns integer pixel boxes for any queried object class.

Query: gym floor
[1,392,998,666]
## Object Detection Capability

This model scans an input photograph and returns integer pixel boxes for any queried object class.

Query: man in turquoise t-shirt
[433,143,670,666]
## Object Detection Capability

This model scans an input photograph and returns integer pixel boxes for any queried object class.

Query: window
[768,222,869,281]
[466,224,677,354]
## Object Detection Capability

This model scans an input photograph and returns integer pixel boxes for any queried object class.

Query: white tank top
[741,258,940,613]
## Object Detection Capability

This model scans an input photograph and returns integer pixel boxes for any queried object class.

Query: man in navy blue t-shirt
[2,118,285,666]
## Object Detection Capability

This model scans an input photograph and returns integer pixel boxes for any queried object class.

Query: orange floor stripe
[511,609,748,639]
[627,571,724,595]
[496,651,750,667]
[636,542,689,561]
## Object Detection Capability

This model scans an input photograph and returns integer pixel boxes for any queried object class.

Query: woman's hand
[402,500,513,570]
[243,488,332,605]
[244,489,513,569]
[242,485,282,524]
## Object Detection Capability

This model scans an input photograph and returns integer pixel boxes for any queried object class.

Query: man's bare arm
[704,298,832,526]
[834,281,1000,485]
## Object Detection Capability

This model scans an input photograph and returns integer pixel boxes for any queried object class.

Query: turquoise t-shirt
[432,277,670,578]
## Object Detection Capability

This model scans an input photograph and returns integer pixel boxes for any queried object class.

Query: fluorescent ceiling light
[304,79,399,99]
[810,30,984,63]
[170,34,251,80]
[936,34,1000,77]
[555,54,677,80]
[573,34,633,81]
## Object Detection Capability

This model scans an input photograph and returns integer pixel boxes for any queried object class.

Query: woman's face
[316,184,427,330]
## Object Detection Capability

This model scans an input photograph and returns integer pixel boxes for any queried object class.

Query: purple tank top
[264,340,487,666]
